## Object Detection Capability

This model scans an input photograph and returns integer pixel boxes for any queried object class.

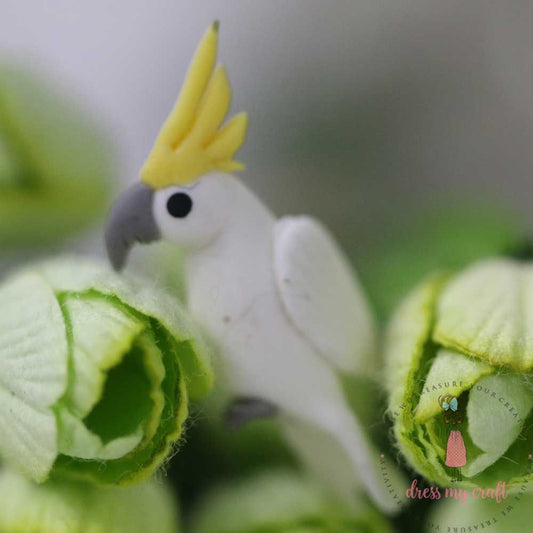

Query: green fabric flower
[0,64,112,247]
[385,257,533,488]
[0,468,179,533]
[188,469,394,533]
[0,256,212,485]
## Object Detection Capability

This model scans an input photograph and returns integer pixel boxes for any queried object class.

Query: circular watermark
[382,378,533,531]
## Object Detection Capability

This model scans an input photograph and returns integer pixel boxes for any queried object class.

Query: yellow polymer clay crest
[141,21,248,189]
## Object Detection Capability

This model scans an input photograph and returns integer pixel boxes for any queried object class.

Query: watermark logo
[382,383,532,530]
[438,394,466,483]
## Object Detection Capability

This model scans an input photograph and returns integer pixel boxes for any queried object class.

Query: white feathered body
[186,183,338,413]
[183,178,397,512]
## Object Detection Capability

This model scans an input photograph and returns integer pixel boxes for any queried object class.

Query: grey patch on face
[105,182,160,271]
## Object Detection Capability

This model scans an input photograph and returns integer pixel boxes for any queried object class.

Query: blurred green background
[3,0,531,315]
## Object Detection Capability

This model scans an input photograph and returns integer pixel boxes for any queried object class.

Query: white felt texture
[0,272,67,481]
[273,216,376,376]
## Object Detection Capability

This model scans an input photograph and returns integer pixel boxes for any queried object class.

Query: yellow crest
[141,22,248,189]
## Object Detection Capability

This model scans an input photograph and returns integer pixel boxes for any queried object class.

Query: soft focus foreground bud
[0,468,179,533]
[189,469,394,533]
[0,256,212,485]
[385,258,533,488]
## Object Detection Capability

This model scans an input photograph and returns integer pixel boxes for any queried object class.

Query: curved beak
[105,183,160,271]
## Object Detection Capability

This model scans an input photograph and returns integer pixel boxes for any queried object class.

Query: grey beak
[105,183,160,271]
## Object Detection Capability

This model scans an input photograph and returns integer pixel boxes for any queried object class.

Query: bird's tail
[280,412,407,514]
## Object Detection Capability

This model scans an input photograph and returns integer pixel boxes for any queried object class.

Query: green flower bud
[189,469,394,533]
[0,468,179,533]
[0,256,212,485]
[385,257,533,488]
[0,64,112,247]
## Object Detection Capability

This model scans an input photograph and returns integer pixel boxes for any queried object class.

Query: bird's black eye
[166,193,193,218]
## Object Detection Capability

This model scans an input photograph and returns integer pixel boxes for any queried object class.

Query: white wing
[273,216,376,376]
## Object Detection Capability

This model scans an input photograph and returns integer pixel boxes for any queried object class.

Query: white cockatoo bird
[105,23,405,513]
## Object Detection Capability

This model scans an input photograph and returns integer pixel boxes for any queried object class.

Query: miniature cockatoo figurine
[105,22,404,513]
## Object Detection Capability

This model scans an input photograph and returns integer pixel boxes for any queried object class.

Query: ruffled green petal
[385,272,448,413]
[60,294,146,417]
[56,409,143,459]
[434,259,533,372]
[51,322,190,485]
[415,349,492,423]
[464,374,533,477]
[385,272,450,482]
[35,256,213,400]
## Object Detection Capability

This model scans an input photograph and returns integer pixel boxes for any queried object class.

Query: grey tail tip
[213,20,220,32]
[106,244,127,272]
[111,258,125,272]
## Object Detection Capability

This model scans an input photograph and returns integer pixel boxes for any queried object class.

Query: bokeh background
[2,2,533,531]
[3,1,533,298]
[3,0,532,317]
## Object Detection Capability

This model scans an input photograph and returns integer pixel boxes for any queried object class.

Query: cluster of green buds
[385,257,533,488]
